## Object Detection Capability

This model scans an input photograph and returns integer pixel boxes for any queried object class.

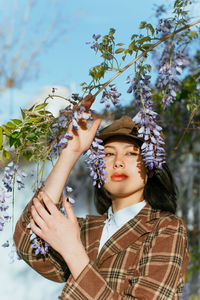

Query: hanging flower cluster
[0,189,11,231]
[2,241,20,263]
[156,19,172,35]
[86,34,101,52]
[27,222,49,255]
[100,84,121,108]
[156,41,189,109]
[1,162,26,234]
[84,137,107,188]
[2,161,27,192]
[1,162,27,260]
[126,70,166,169]
[49,99,91,156]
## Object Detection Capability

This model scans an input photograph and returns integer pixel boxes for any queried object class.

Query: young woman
[14,114,189,300]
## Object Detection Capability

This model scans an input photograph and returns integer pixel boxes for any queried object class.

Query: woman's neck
[111,191,145,213]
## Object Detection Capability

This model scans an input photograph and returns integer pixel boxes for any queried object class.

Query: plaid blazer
[14,192,189,300]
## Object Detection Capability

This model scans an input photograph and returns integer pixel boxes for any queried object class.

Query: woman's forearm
[40,117,101,204]
[42,148,81,204]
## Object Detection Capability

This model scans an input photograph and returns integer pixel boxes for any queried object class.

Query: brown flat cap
[98,116,143,143]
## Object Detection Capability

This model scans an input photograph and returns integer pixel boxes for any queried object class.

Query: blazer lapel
[83,212,107,263]
[85,202,162,266]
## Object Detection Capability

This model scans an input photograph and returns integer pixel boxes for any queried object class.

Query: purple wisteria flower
[156,40,189,109]
[86,34,101,52]
[8,243,21,264]
[49,100,90,156]
[27,223,49,256]
[2,161,27,192]
[0,189,11,232]
[1,162,26,233]
[100,84,121,108]
[156,19,172,35]
[84,137,107,188]
[126,70,166,169]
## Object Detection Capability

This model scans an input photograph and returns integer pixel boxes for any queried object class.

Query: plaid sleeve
[13,189,85,283]
[59,216,189,300]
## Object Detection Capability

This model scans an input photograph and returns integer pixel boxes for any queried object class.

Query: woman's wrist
[61,242,90,280]
[60,146,83,161]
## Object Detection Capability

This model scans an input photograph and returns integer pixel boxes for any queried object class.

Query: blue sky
[0,0,199,122]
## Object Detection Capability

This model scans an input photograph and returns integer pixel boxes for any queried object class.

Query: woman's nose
[114,157,125,168]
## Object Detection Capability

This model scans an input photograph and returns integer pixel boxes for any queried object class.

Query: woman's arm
[13,190,85,282]
[14,111,101,281]
[41,116,102,204]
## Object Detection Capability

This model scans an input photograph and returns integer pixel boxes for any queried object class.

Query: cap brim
[98,132,143,144]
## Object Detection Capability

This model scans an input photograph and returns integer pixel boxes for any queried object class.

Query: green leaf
[11,131,21,139]
[115,48,124,54]
[109,28,116,35]
[2,125,10,136]
[34,103,48,111]
[147,24,155,36]
[38,110,52,116]
[122,55,126,61]
[116,43,125,46]
[80,82,87,86]
[11,119,22,125]
[190,31,198,39]
[9,136,16,147]
[28,133,36,139]
[28,104,35,111]
[139,21,147,29]
[23,150,33,162]
[142,43,153,50]
[5,121,17,129]
[137,36,151,45]
[0,127,3,149]
[25,116,40,124]
[3,149,10,160]
[174,0,183,8]
[20,108,26,119]
[128,41,136,51]
[131,34,138,40]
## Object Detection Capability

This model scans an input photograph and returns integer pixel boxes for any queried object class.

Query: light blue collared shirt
[97,200,146,257]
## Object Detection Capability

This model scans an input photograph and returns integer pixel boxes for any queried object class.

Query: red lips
[111,173,128,181]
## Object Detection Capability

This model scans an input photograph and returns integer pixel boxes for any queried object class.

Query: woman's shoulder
[155,209,187,235]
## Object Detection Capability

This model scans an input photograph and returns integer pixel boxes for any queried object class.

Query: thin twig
[174,103,200,150]
[93,19,200,99]
[23,110,50,118]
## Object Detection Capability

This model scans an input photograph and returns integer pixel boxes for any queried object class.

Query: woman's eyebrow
[104,145,139,150]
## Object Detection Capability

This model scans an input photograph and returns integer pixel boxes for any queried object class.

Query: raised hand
[64,95,102,154]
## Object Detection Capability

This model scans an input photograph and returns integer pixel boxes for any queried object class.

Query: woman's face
[103,136,148,201]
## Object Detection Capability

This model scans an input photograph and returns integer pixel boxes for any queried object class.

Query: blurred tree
[0,0,69,95]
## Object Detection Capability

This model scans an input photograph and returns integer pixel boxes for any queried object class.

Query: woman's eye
[105,153,114,157]
[127,152,138,156]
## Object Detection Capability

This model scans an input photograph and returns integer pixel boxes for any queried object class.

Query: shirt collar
[105,200,146,228]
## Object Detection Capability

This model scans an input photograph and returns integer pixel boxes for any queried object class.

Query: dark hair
[94,163,177,215]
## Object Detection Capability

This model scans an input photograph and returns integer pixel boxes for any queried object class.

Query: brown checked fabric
[14,192,189,300]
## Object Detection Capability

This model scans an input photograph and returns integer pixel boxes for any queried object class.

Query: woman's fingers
[30,218,43,236]
[64,198,77,222]
[32,197,51,220]
[79,93,95,112]
[89,118,102,136]
[31,205,46,230]
[40,192,58,215]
